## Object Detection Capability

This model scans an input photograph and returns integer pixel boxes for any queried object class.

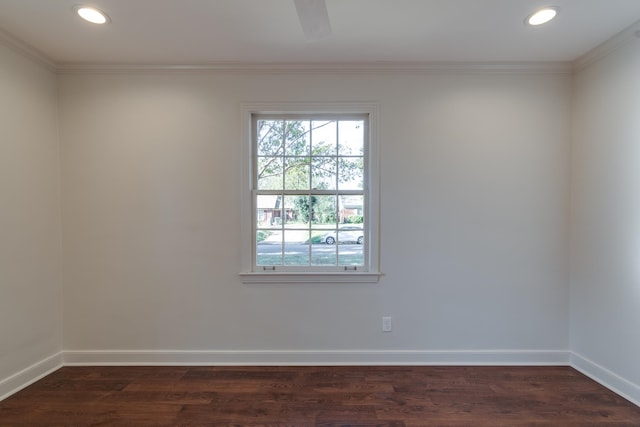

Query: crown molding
[3,18,639,76]
[54,61,572,75]
[0,29,56,72]
[0,26,571,76]
[0,26,571,75]
[574,19,640,72]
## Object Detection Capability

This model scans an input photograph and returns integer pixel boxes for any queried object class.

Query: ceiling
[0,0,639,66]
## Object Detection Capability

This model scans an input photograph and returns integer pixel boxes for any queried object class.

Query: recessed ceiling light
[526,7,558,26]
[74,5,110,24]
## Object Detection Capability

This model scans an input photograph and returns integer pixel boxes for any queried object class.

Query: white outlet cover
[382,316,392,332]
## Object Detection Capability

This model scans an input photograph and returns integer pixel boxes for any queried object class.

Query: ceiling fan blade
[293,0,332,40]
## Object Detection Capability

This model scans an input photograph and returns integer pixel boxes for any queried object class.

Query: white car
[320,226,364,245]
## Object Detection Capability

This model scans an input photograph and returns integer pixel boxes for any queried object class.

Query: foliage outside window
[253,114,367,270]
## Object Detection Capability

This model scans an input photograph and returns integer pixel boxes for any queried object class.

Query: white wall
[571,38,640,403]
[58,70,570,361]
[0,43,62,392]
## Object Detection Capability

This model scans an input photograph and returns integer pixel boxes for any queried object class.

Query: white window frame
[239,102,381,284]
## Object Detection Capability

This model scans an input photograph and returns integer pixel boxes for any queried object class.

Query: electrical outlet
[382,316,392,332]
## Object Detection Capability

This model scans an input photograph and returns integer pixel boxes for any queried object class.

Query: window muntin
[253,114,368,271]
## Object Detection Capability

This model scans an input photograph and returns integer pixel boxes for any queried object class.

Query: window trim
[239,102,381,284]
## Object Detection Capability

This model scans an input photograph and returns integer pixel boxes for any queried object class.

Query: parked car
[320,226,364,244]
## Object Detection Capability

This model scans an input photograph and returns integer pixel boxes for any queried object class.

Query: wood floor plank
[1,366,639,426]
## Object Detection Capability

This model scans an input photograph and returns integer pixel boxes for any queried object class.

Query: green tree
[294,196,315,223]
[313,196,337,224]
[293,195,337,225]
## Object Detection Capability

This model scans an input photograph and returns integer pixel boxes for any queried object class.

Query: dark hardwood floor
[1,366,639,426]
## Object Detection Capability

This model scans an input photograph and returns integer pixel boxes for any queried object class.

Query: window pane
[312,121,336,155]
[338,120,364,156]
[256,230,282,266]
[257,156,283,190]
[283,196,300,225]
[338,243,364,266]
[312,195,337,225]
[256,195,283,228]
[316,226,337,245]
[311,243,338,265]
[336,225,364,244]
[257,120,285,156]
[291,195,311,224]
[284,159,310,190]
[338,195,363,224]
[311,224,338,265]
[311,156,337,190]
[338,157,363,190]
[284,230,310,265]
[284,120,310,157]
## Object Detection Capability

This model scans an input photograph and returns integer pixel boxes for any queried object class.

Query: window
[240,103,380,283]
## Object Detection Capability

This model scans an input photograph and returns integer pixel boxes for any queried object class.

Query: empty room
[1,0,640,425]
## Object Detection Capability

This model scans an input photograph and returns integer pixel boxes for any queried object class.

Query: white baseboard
[18,350,640,408]
[63,349,570,366]
[0,352,63,402]
[570,352,640,407]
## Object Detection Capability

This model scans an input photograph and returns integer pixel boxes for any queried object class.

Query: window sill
[239,271,382,284]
